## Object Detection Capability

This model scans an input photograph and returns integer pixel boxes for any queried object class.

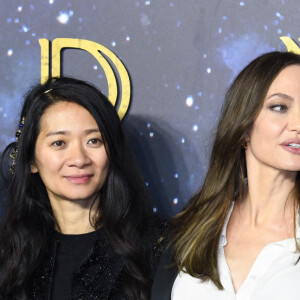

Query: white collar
[220,202,234,247]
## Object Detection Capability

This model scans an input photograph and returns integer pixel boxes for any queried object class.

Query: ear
[31,161,38,173]
[243,135,250,143]
[243,129,251,143]
[243,122,254,143]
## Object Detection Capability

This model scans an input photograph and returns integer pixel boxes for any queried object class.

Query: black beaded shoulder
[27,217,168,300]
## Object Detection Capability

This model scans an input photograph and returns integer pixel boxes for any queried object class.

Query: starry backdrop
[0,0,298,216]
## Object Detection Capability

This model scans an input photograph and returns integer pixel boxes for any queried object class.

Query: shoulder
[147,214,168,253]
[142,215,168,275]
[151,244,178,300]
[149,214,168,239]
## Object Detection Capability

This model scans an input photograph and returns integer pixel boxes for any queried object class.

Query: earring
[10,117,25,174]
[241,138,248,149]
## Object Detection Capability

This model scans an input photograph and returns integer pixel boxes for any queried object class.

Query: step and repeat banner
[0,0,299,216]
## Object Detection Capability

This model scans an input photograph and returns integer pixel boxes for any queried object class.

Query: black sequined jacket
[27,219,166,300]
[151,246,177,300]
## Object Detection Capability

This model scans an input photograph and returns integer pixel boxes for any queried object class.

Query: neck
[241,156,297,229]
[50,197,99,234]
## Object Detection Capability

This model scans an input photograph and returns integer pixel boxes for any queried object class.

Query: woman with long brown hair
[152,51,300,300]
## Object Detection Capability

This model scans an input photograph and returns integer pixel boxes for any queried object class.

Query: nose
[66,143,92,168]
[289,107,300,133]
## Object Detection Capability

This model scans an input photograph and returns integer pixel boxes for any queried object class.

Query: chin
[281,164,300,172]
[64,194,97,202]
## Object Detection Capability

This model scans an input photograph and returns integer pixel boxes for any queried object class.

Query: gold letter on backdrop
[39,38,131,119]
[280,36,300,54]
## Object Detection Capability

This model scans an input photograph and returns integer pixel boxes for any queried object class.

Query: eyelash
[50,138,102,148]
[88,138,102,145]
[269,104,288,112]
[51,140,65,147]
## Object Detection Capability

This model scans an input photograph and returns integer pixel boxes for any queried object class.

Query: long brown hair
[171,51,300,289]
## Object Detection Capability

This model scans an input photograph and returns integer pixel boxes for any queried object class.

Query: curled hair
[170,51,300,288]
[0,77,153,299]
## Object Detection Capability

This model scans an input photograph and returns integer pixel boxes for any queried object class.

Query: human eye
[269,104,288,112]
[51,140,66,148]
[87,138,102,146]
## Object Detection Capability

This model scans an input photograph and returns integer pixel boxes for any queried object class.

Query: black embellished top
[28,218,166,300]
[52,230,99,300]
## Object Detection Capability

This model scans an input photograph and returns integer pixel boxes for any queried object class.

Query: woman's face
[245,64,300,173]
[31,101,109,205]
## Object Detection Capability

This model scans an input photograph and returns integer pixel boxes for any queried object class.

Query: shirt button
[250,275,256,280]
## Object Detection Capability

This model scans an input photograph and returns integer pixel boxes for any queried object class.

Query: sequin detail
[28,218,166,299]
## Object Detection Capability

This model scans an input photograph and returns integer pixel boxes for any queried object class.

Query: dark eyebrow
[46,130,69,137]
[45,128,100,137]
[267,93,294,101]
[84,128,100,134]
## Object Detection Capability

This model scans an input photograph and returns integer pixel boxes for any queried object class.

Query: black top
[52,230,99,300]
[150,245,178,300]
[28,216,167,300]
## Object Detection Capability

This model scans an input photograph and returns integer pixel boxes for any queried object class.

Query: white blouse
[171,205,300,300]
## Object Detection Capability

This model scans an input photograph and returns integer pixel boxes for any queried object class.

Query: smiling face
[31,101,109,206]
[245,64,300,173]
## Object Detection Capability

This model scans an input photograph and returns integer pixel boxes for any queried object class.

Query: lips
[65,174,93,184]
[281,139,300,154]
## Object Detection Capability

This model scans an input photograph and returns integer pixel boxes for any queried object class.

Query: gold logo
[39,38,131,119]
[280,36,300,54]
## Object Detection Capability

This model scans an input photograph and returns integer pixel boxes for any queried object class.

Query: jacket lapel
[28,241,58,300]
[151,247,178,300]
[71,234,125,299]
[28,232,125,300]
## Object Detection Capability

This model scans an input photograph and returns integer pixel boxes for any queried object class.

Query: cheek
[34,150,63,175]
[250,117,284,145]
[95,152,109,176]
[99,156,109,172]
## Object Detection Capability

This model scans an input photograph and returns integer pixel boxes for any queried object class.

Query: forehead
[39,101,98,131]
[267,64,300,95]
